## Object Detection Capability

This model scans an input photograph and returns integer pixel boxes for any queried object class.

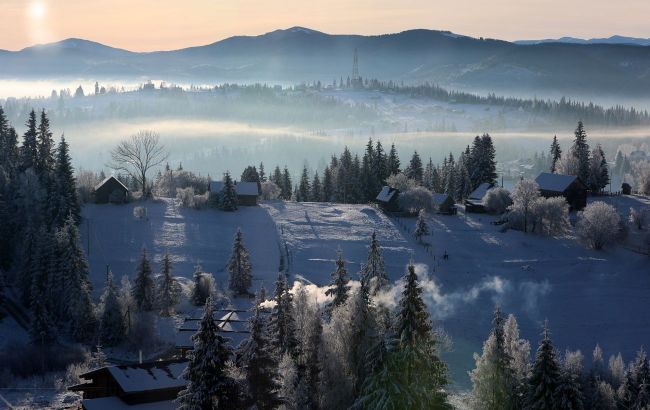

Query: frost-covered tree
[157,251,180,316]
[221,171,238,211]
[99,272,126,346]
[413,209,429,242]
[132,247,155,311]
[239,291,282,410]
[359,231,389,295]
[191,265,213,307]
[629,207,648,230]
[325,249,351,312]
[555,350,585,410]
[228,229,253,296]
[268,272,298,356]
[504,314,531,407]
[550,135,562,173]
[469,307,517,410]
[510,178,541,233]
[576,201,620,250]
[484,187,513,214]
[527,321,562,410]
[177,297,240,409]
[399,186,432,214]
[608,353,625,388]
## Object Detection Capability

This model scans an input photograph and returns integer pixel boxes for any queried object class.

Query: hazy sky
[2,0,649,51]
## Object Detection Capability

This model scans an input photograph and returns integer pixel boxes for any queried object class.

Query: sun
[29,1,47,20]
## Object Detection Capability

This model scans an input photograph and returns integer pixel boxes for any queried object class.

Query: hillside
[1,27,649,97]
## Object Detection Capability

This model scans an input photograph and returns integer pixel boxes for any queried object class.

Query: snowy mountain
[1,27,650,96]
[515,35,650,46]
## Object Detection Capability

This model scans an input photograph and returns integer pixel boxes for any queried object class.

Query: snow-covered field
[78,196,650,389]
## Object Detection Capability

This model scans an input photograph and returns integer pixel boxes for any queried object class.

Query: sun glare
[29,1,46,20]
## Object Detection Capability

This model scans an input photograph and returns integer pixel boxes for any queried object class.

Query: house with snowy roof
[465,182,494,213]
[375,186,400,212]
[431,193,456,214]
[535,172,587,210]
[209,180,260,206]
[175,308,252,356]
[93,176,129,204]
[69,359,188,409]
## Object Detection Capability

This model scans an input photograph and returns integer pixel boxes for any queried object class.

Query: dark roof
[376,186,398,202]
[468,183,492,201]
[94,176,129,192]
[209,181,260,196]
[535,173,580,192]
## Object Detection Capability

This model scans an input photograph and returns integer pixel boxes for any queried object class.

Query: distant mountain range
[1,27,649,97]
[515,35,650,46]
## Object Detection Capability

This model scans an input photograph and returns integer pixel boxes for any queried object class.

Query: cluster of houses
[375,172,589,215]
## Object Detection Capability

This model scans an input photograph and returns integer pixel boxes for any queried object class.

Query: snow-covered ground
[78,196,650,390]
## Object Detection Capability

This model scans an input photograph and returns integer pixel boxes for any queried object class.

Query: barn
[209,180,260,206]
[465,182,493,213]
[431,193,456,214]
[94,176,129,204]
[375,186,400,212]
[535,173,588,211]
[69,359,188,409]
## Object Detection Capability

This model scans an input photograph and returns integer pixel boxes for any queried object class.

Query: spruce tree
[325,249,351,312]
[528,321,562,410]
[36,110,55,176]
[406,151,424,182]
[177,297,240,409]
[267,272,298,356]
[387,143,401,176]
[413,209,429,243]
[132,247,155,311]
[29,245,58,346]
[53,136,82,226]
[239,291,282,410]
[221,171,238,211]
[228,229,253,296]
[572,121,590,183]
[258,162,266,182]
[281,167,292,200]
[322,167,334,202]
[20,109,39,172]
[374,140,389,185]
[360,231,389,295]
[99,272,126,346]
[298,165,310,202]
[157,251,180,316]
[550,135,562,173]
[310,172,322,202]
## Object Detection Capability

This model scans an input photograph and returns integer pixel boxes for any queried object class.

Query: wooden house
[94,176,129,204]
[431,193,456,214]
[465,182,493,213]
[209,180,260,206]
[375,186,400,212]
[535,173,587,211]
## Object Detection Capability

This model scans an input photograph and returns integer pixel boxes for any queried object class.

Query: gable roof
[431,193,453,206]
[468,183,492,201]
[376,186,397,202]
[94,175,129,192]
[209,180,260,196]
[535,173,580,192]
[78,360,188,395]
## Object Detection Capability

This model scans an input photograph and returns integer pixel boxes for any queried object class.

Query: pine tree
[53,136,82,226]
[281,167,292,200]
[177,297,240,409]
[572,121,590,183]
[550,135,562,173]
[58,216,96,340]
[310,172,322,202]
[157,251,180,316]
[267,272,298,356]
[221,171,238,211]
[387,143,401,176]
[259,162,266,182]
[298,165,310,202]
[20,109,39,172]
[406,151,424,182]
[413,209,429,243]
[36,110,55,176]
[29,247,57,346]
[469,307,517,410]
[555,367,584,410]
[374,140,389,185]
[325,249,351,312]
[228,229,253,296]
[528,321,562,410]
[99,272,126,346]
[239,291,282,410]
[322,167,334,202]
[132,247,155,311]
[360,231,389,295]
[272,165,282,187]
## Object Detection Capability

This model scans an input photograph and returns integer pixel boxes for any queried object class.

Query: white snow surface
[106,361,186,393]
[79,196,650,389]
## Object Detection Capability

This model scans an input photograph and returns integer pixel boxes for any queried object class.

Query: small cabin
[535,173,587,211]
[94,176,129,204]
[431,193,456,215]
[465,182,493,213]
[209,180,260,206]
[176,308,252,357]
[69,359,188,409]
[375,186,400,212]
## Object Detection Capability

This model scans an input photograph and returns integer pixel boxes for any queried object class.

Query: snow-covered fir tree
[99,272,126,346]
[325,249,351,312]
[221,171,238,211]
[310,172,322,202]
[387,143,401,176]
[406,150,424,182]
[413,209,429,242]
[157,250,180,316]
[550,135,562,173]
[555,350,585,410]
[177,296,240,409]
[297,165,310,202]
[53,136,81,226]
[503,314,531,407]
[359,231,389,295]
[228,229,253,296]
[469,306,517,410]
[527,321,562,410]
[268,272,298,356]
[132,247,155,311]
[572,121,591,183]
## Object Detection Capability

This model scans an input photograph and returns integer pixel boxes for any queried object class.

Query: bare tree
[108,131,168,197]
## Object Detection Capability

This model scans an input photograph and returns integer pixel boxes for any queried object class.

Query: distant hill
[1,27,650,97]
[515,35,650,46]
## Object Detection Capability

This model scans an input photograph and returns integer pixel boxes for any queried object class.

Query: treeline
[360,79,650,127]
